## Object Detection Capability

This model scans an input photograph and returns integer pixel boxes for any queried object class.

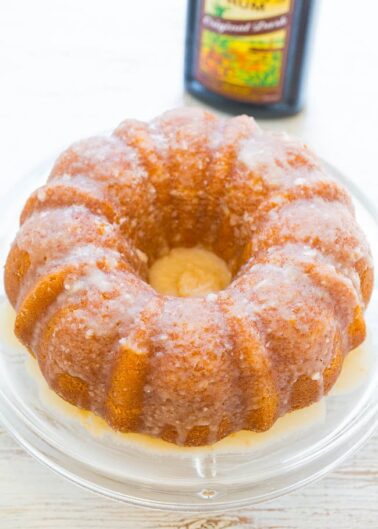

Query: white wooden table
[0,1,377,527]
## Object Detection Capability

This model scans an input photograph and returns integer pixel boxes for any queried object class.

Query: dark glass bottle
[185,0,317,118]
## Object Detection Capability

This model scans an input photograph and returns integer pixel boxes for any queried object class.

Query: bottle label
[194,0,294,104]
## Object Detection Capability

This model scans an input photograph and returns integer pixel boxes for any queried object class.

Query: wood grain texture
[1,0,378,527]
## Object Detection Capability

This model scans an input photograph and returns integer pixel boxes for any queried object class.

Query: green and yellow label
[195,0,294,103]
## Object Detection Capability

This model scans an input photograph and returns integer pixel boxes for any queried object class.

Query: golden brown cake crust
[4,108,374,446]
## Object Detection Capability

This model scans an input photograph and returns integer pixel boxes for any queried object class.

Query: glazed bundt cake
[4,108,373,446]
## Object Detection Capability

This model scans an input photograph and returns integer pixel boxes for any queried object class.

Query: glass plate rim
[0,156,377,511]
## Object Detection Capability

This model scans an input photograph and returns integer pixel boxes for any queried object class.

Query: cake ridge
[3,108,373,446]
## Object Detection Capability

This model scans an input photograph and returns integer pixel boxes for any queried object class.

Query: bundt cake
[4,108,373,446]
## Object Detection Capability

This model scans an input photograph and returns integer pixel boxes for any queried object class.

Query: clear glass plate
[0,158,377,512]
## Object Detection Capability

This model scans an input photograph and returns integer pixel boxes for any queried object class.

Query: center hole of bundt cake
[148,247,231,297]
